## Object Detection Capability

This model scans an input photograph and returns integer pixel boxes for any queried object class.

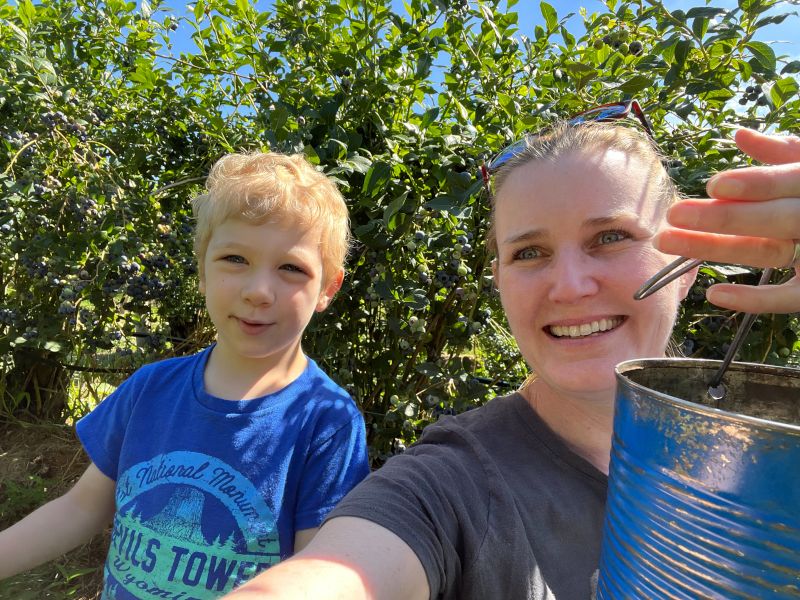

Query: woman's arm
[225,516,430,600]
[0,462,116,579]
[656,128,800,313]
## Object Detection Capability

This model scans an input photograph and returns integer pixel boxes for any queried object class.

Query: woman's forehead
[494,148,664,225]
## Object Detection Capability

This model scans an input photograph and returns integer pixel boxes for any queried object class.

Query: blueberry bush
[1,0,799,459]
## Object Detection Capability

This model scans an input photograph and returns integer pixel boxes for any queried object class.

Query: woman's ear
[678,264,699,300]
[491,258,500,289]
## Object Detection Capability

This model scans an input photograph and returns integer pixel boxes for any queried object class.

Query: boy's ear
[316,268,344,312]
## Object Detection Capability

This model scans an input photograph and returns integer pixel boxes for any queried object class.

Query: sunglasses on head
[480,99,655,190]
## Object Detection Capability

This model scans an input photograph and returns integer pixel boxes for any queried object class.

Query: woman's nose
[546,251,600,303]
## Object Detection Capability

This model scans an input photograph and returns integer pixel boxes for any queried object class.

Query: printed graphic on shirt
[103,451,280,599]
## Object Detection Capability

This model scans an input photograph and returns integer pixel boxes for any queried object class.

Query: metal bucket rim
[615,357,800,433]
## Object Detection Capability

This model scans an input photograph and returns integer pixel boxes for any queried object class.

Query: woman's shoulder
[425,392,528,436]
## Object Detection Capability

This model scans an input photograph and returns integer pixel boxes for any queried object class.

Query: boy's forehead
[209,216,324,249]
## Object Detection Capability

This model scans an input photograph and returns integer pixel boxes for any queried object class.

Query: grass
[0,377,113,599]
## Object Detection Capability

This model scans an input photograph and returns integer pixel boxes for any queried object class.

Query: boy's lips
[545,316,626,339]
[234,317,274,334]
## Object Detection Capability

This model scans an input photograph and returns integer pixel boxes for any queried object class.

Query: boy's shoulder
[287,358,362,424]
[123,347,209,388]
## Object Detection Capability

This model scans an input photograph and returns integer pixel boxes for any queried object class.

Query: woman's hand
[655,128,800,314]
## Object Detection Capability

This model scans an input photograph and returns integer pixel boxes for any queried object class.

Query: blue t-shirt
[76,346,369,600]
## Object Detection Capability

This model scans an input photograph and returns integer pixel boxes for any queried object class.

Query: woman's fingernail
[667,204,700,228]
[708,176,744,199]
[707,287,733,306]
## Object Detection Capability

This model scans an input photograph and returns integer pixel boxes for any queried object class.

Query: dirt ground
[0,421,108,599]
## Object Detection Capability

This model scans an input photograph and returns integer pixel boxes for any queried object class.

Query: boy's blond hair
[192,152,350,283]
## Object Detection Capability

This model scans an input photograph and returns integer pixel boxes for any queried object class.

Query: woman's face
[492,146,694,397]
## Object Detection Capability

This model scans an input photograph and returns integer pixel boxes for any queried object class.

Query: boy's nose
[546,251,600,303]
[242,274,276,305]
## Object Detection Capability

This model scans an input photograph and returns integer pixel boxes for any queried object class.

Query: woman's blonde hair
[486,121,680,256]
[192,152,350,282]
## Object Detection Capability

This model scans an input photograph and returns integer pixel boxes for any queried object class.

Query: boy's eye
[222,255,246,264]
[513,247,542,260]
[597,230,629,245]
[280,264,306,274]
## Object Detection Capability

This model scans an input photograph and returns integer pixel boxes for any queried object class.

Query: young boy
[0,153,370,598]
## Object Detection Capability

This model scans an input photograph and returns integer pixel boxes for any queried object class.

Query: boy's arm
[225,516,429,600]
[0,462,116,579]
[293,527,318,553]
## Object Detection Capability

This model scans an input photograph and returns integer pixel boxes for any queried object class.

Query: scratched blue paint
[597,359,800,599]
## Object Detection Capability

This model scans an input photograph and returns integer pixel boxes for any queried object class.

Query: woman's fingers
[660,129,800,315]
[706,130,800,202]
[654,228,795,269]
[707,163,800,202]
[706,272,800,314]
[731,128,800,166]
[666,197,800,240]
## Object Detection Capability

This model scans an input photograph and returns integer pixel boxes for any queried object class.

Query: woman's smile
[546,316,625,339]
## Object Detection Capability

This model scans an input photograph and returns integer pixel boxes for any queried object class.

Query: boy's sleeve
[75,369,143,481]
[293,410,370,531]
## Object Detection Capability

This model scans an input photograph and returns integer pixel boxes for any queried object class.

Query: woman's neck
[522,380,616,475]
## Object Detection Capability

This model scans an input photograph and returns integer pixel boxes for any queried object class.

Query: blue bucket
[597,358,800,599]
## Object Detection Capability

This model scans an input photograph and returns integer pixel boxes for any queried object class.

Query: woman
[224,123,800,600]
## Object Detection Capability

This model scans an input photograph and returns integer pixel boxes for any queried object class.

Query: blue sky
[164,1,799,62]
[510,0,799,61]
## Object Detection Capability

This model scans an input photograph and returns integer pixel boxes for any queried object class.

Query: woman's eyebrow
[502,229,545,246]
[502,212,640,246]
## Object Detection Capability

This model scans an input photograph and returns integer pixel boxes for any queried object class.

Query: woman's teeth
[549,317,622,338]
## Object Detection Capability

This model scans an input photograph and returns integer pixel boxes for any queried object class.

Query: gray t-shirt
[327,393,607,600]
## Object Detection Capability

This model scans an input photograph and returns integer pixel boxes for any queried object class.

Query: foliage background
[0,0,799,595]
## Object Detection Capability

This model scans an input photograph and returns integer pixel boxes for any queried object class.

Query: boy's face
[199,217,342,370]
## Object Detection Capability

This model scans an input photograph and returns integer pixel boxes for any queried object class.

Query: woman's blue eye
[515,247,541,260]
[597,230,628,245]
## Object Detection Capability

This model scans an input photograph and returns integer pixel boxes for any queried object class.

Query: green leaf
[420,107,439,129]
[746,41,776,73]
[770,77,799,109]
[303,144,320,165]
[383,191,409,227]
[692,17,709,40]
[343,155,372,174]
[781,61,800,75]
[615,74,653,94]
[44,341,62,353]
[540,2,557,31]
[194,0,206,22]
[363,161,392,197]
[674,39,691,68]
[497,92,515,117]
[453,98,469,122]
[686,7,727,19]
[17,0,35,28]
